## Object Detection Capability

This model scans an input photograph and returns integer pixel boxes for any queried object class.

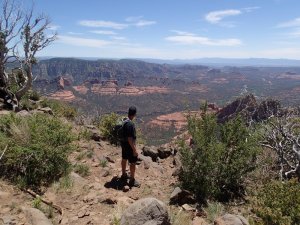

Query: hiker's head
[128,106,137,119]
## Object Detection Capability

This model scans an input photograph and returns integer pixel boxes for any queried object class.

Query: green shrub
[99,113,122,145]
[99,159,108,168]
[179,105,260,202]
[253,179,300,225]
[74,164,90,177]
[0,113,75,189]
[18,90,41,110]
[204,202,224,223]
[28,90,40,101]
[32,197,42,209]
[78,128,93,140]
[41,99,77,119]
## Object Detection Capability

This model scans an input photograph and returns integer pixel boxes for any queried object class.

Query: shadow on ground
[104,176,128,190]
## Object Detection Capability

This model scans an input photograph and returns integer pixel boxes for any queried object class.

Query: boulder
[38,107,53,115]
[170,187,196,205]
[120,198,170,225]
[23,207,53,225]
[142,146,159,162]
[157,146,172,159]
[182,204,195,212]
[17,110,31,117]
[85,125,102,142]
[91,132,101,142]
[139,155,153,169]
[214,214,249,225]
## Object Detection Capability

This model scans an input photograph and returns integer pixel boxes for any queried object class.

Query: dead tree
[0,0,56,105]
[261,110,300,180]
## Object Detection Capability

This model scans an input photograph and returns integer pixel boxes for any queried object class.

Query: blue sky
[34,0,300,59]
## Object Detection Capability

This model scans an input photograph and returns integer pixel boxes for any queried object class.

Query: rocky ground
[0,109,251,225]
[0,116,178,225]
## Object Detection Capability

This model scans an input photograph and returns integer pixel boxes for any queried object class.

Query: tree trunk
[0,64,7,88]
[15,65,32,100]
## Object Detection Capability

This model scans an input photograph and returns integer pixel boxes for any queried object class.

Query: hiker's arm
[128,137,138,156]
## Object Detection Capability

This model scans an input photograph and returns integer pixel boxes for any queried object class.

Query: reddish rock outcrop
[49,90,75,101]
[73,85,89,95]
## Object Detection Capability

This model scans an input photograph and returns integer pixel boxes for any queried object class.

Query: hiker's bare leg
[130,163,136,179]
[121,159,127,175]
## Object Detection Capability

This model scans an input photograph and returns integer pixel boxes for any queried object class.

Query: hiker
[121,106,140,187]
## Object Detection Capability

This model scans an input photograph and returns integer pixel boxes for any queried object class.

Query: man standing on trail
[121,106,140,187]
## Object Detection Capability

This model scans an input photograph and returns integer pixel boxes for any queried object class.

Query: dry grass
[170,207,193,225]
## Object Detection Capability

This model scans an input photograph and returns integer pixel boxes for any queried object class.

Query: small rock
[101,170,110,177]
[83,192,98,203]
[105,156,115,163]
[85,125,97,130]
[157,146,172,159]
[123,186,130,192]
[23,207,53,225]
[170,187,196,205]
[214,214,249,225]
[172,168,181,177]
[193,217,208,225]
[16,110,31,117]
[2,207,11,213]
[61,218,69,225]
[91,132,101,142]
[182,204,196,212]
[78,210,88,218]
[117,196,135,207]
[39,107,53,115]
[139,155,153,169]
[92,162,99,167]
[142,146,159,162]
[1,215,16,225]
[100,197,117,205]
[143,161,151,169]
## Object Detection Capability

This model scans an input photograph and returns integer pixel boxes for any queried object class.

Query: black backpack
[113,118,130,142]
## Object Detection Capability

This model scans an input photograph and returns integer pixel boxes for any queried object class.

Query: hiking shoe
[129,178,141,188]
[120,173,128,180]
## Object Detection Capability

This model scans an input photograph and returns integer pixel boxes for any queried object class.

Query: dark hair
[128,106,137,117]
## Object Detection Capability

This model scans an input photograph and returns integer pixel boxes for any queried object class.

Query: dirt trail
[0,135,179,225]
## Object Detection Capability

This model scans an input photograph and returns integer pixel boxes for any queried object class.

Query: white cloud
[165,35,242,46]
[111,36,127,40]
[48,24,60,31]
[134,20,157,27]
[57,35,111,48]
[170,30,195,36]
[205,10,241,24]
[125,16,156,27]
[277,18,300,28]
[242,6,260,13]
[90,30,117,35]
[78,20,128,29]
[288,29,300,38]
[79,18,156,29]
[125,16,143,22]
[67,32,83,35]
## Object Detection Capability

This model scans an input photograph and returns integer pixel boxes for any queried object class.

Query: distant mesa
[73,85,88,95]
[277,72,300,80]
[124,81,133,86]
[58,76,73,90]
[49,90,75,101]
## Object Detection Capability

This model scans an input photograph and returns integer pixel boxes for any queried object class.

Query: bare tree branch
[0,145,8,161]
